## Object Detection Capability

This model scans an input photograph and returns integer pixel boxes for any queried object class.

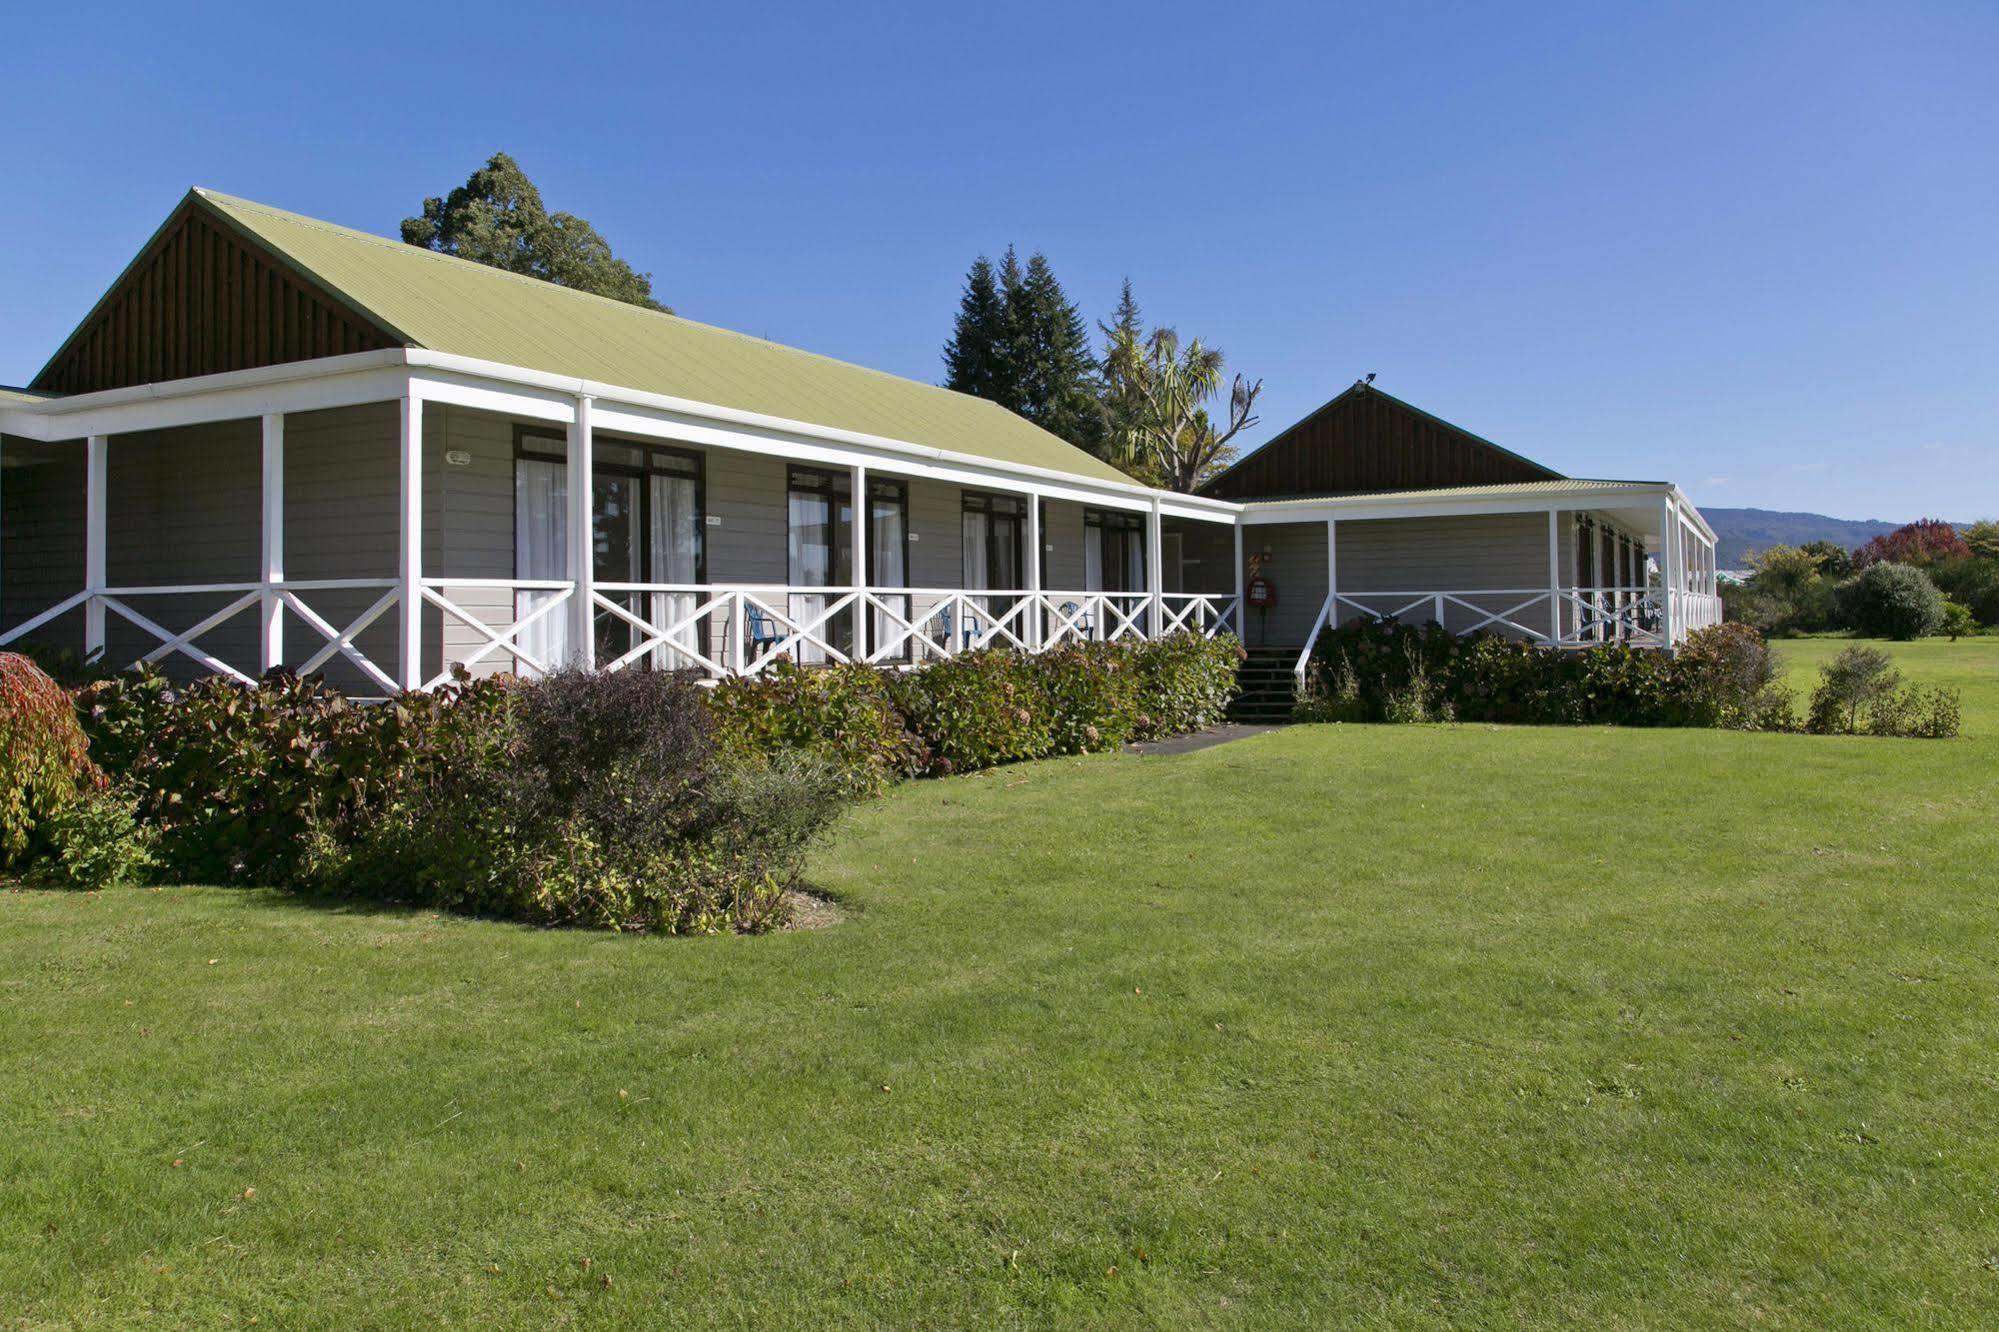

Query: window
[1085,508,1147,594]
[961,492,1024,591]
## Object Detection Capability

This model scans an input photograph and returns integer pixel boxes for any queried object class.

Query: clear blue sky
[5,1,1993,522]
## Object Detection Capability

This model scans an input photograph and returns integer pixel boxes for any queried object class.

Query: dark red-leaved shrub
[0,651,102,866]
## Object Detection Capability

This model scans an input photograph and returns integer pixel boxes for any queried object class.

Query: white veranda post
[1546,509,1561,642]
[1325,517,1339,628]
[1147,498,1163,633]
[568,394,595,670]
[85,434,108,659]
[850,463,867,662]
[396,397,423,689]
[1232,519,1245,635]
[1025,492,1042,650]
[1658,495,1678,648]
[260,413,284,671]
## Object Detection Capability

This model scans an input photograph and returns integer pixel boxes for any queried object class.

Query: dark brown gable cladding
[30,194,402,396]
[1200,382,1563,500]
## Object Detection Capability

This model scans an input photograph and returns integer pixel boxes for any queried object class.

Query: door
[787,468,851,663]
[647,467,701,667]
[868,480,909,662]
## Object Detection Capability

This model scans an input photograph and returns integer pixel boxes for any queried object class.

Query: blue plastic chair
[745,602,784,655]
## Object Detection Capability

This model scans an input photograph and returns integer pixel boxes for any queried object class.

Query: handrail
[1292,593,1335,693]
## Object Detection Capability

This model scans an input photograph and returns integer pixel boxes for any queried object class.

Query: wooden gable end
[30,198,402,395]
[1202,385,1562,500]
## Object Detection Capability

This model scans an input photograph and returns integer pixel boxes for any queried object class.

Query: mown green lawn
[4,638,1998,1327]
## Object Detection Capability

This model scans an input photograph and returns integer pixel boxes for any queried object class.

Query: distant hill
[1703,507,1979,570]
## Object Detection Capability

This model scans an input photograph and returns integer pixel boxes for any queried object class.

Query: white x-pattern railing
[1290,585,1693,689]
[0,579,405,691]
[2,579,1242,689]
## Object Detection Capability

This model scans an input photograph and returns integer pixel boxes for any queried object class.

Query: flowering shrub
[0,652,102,868]
[890,648,1055,774]
[715,633,1245,780]
[74,666,463,885]
[1297,620,1797,732]
[709,662,923,796]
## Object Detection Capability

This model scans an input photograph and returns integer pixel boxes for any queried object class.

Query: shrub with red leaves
[0,651,101,867]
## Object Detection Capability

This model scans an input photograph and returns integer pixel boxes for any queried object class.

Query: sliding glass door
[787,468,850,664]
[514,456,570,672]
[1086,508,1147,636]
[962,492,1023,641]
[868,480,909,662]
[514,433,705,673]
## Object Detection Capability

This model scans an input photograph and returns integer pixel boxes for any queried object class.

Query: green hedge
[712,632,1245,783]
[1297,620,1798,730]
[52,633,1244,920]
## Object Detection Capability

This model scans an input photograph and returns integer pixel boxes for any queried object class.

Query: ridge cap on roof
[196,188,995,410]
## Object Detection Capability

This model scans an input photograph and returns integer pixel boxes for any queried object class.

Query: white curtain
[871,496,906,659]
[648,474,699,669]
[1126,529,1146,595]
[515,458,569,674]
[961,510,989,639]
[962,511,988,590]
[789,490,831,665]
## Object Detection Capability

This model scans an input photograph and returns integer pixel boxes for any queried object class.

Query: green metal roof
[0,386,56,404]
[194,189,1133,486]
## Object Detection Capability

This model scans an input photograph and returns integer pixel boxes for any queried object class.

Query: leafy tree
[1928,555,1999,627]
[1962,519,1999,562]
[1096,279,1152,479]
[943,247,1103,455]
[402,153,667,312]
[1844,562,1945,640]
[1730,544,1838,635]
[1799,539,1852,578]
[1806,645,1901,734]
[1851,519,1968,570]
[1100,325,1263,492]
[1941,599,1977,641]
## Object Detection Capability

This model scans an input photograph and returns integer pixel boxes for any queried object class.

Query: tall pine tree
[943,247,1102,455]
[942,256,1012,409]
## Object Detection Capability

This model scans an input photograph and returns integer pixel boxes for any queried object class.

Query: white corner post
[396,397,424,690]
[1325,516,1339,630]
[1024,491,1043,651]
[567,394,595,670]
[1232,518,1246,637]
[1546,509,1562,644]
[1594,518,1608,642]
[1658,495,1678,650]
[1147,496,1164,636]
[850,463,868,664]
[259,413,285,672]
[83,434,108,660]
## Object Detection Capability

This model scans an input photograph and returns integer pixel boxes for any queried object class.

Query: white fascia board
[4,345,1251,522]
[403,349,1246,519]
[1238,485,1675,526]
[2,352,412,440]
